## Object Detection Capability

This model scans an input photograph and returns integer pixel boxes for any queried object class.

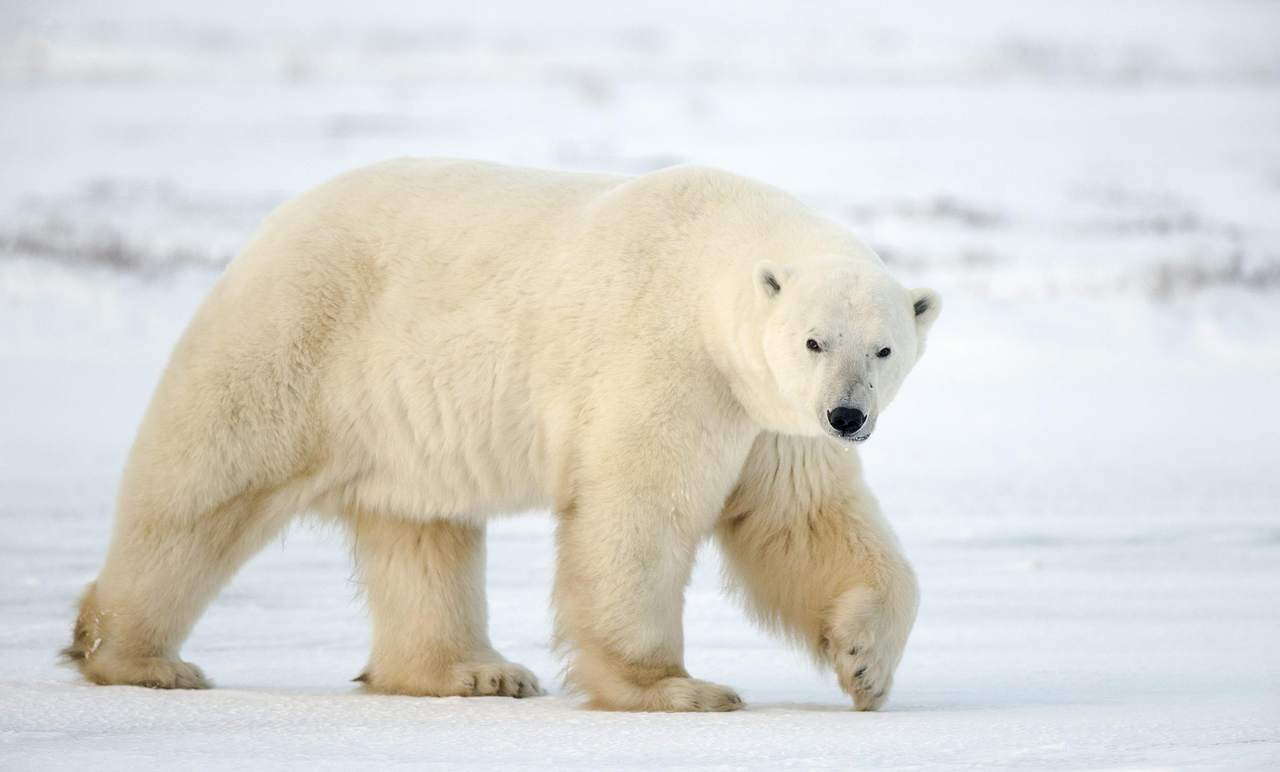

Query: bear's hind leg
[349,512,541,698]
[65,488,292,688]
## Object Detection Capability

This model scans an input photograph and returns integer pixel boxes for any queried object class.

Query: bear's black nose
[827,406,866,435]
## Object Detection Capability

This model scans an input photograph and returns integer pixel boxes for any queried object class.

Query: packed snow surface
[2,1,1278,768]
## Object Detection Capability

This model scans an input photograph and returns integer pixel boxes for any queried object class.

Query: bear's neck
[701,273,792,434]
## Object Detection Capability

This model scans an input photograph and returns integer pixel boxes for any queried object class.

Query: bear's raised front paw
[823,582,917,711]
[832,643,893,711]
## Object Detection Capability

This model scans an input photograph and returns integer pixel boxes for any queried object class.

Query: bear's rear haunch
[65,158,940,711]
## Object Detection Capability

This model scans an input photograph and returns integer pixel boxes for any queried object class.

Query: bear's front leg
[716,432,919,710]
[820,572,918,711]
[552,394,759,712]
[554,478,744,712]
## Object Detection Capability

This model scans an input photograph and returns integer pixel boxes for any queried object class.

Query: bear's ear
[754,261,791,300]
[911,288,941,349]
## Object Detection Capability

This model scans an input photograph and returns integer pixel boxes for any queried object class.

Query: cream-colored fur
[718,434,919,711]
[64,158,939,711]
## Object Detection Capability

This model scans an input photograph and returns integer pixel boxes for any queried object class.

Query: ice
[2,1,1278,768]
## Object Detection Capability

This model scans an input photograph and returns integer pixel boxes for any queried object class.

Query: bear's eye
[806,338,823,353]
[877,347,892,358]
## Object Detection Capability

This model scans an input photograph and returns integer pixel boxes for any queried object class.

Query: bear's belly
[341,459,550,522]
[326,352,555,521]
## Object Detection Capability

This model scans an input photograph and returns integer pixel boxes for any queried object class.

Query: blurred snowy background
[2,1,1278,768]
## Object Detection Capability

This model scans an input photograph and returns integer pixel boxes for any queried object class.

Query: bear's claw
[358,660,543,698]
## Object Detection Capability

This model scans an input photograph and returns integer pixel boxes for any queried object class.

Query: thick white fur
[64,159,939,711]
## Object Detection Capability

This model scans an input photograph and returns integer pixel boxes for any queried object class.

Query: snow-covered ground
[2,1,1279,768]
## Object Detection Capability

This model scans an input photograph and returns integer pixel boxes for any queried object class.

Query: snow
[2,1,1279,768]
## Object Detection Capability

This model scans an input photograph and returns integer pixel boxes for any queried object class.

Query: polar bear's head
[750,256,940,443]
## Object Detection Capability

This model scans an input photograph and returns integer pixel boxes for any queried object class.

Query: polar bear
[64,159,939,711]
